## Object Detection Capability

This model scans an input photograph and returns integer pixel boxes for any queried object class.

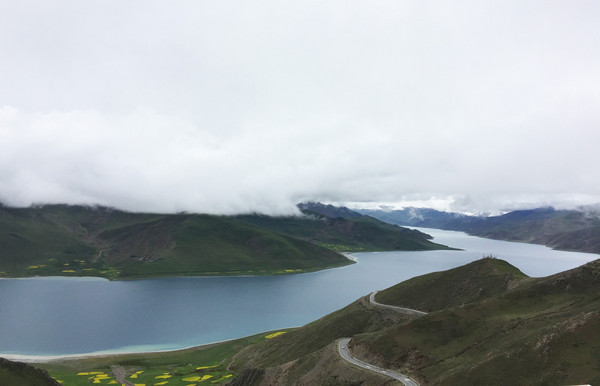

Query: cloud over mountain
[1,1,599,214]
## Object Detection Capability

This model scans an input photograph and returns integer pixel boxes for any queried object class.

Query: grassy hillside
[96,214,352,278]
[375,258,527,312]
[352,259,600,385]
[237,214,449,252]
[0,204,449,279]
[243,258,600,385]
[238,258,527,369]
[0,205,347,279]
[538,225,600,254]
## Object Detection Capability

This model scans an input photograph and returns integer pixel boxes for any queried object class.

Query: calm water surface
[0,228,597,358]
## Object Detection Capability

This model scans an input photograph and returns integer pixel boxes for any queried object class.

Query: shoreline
[0,327,301,364]
[341,252,358,262]
[0,255,357,282]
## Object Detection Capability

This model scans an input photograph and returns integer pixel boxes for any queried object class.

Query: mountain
[0,204,450,279]
[350,259,600,385]
[237,202,446,253]
[359,206,477,229]
[542,226,600,254]
[360,206,600,254]
[226,258,600,385]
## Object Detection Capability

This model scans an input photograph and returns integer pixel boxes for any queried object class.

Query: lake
[0,228,597,359]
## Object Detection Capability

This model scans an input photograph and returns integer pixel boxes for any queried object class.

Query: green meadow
[39,330,291,385]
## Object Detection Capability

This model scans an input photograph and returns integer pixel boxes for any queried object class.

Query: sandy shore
[0,343,220,363]
[0,327,299,364]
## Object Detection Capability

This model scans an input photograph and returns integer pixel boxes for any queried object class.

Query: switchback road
[369,291,428,316]
[337,338,419,386]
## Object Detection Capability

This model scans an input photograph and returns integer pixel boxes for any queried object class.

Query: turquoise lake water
[0,228,596,359]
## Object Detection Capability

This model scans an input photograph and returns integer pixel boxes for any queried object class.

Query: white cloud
[1,1,599,214]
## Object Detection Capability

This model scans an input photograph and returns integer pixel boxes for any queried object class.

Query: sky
[1,1,599,215]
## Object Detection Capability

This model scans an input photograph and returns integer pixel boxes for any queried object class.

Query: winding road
[336,292,428,385]
[110,365,134,386]
[369,291,428,316]
[338,338,419,386]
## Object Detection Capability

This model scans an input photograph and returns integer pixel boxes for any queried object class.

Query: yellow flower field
[265,331,286,339]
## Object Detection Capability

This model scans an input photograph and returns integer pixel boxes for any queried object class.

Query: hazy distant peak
[296,202,364,219]
[575,203,600,217]
[407,207,424,221]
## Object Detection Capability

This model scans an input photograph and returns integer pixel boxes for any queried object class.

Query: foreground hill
[227,257,533,384]
[0,358,58,385]
[227,258,599,385]
[360,206,600,254]
[354,259,600,385]
[0,204,449,279]
[35,258,600,385]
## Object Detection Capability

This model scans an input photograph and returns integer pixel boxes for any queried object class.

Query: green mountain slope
[0,204,449,279]
[237,214,447,252]
[354,259,600,385]
[228,258,600,385]
[375,258,527,312]
[0,205,347,278]
[538,225,600,254]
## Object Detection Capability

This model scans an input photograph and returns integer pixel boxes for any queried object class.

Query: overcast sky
[1,1,599,215]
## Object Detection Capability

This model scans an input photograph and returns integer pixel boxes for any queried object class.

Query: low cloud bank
[1,2,599,214]
[1,106,599,215]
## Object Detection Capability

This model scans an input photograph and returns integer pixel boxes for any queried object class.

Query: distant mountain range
[358,206,600,254]
[297,202,365,220]
[0,203,450,279]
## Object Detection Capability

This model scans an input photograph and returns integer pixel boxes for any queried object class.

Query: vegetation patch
[264,331,286,339]
[38,329,294,386]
